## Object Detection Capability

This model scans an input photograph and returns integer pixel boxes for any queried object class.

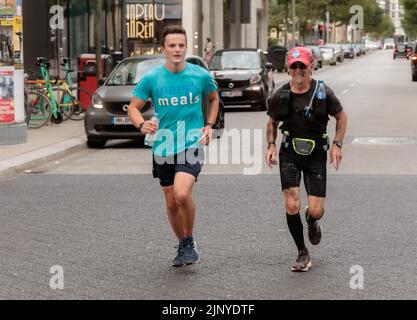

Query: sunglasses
[290,62,307,70]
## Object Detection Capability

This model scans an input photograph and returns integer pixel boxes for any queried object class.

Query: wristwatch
[268,142,276,149]
[333,140,343,148]
[205,122,214,129]
[137,122,145,132]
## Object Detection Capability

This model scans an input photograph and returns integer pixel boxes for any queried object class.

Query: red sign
[0,70,15,125]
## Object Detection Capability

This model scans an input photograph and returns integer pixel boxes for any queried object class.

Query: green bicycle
[36,57,64,124]
[57,57,92,121]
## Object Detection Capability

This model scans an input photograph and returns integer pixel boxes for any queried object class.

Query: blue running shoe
[182,239,199,265]
[172,242,185,267]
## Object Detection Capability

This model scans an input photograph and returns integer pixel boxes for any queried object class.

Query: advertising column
[0,0,26,145]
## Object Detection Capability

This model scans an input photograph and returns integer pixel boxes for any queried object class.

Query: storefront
[23,0,123,77]
[23,0,185,76]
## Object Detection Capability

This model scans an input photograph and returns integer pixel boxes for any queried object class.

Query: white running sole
[291,260,313,272]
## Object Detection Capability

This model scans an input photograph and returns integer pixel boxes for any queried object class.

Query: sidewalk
[0,121,86,176]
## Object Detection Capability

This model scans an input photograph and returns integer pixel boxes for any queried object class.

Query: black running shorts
[153,148,204,187]
[279,147,327,198]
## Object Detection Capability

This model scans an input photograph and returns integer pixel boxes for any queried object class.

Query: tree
[269,0,393,43]
[402,0,417,39]
[268,0,290,46]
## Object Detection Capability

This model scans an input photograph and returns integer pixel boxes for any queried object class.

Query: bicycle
[23,87,53,129]
[57,57,93,121]
[26,57,93,124]
[38,58,65,124]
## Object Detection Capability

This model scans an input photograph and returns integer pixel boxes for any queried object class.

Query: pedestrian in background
[128,25,219,267]
[204,37,213,65]
[265,47,348,272]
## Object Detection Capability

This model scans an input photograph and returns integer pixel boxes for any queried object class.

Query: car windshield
[320,47,333,53]
[210,51,261,70]
[107,58,164,86]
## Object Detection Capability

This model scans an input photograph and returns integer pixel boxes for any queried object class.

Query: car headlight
[92,94,104,109]
[250,74,262,84]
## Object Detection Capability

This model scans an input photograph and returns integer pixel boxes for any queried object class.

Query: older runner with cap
[265,47,348,272]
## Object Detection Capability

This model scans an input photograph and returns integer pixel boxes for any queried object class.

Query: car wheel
[412,73,417,82]
[87,138,107,149]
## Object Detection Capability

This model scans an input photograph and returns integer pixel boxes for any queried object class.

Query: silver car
[85,55,225,148]
[319,46,337,66]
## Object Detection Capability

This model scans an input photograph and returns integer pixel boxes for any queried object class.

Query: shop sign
[126,3,166,39]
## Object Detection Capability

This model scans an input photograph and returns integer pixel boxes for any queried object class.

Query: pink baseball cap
[287,47,313,68]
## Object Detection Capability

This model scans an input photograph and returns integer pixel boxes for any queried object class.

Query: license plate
[221,91,243,98]
[112,117,132,125]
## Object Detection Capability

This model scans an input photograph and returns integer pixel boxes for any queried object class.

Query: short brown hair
[161,25,187,46]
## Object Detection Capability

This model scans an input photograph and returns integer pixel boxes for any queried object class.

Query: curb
[0,137,87,177]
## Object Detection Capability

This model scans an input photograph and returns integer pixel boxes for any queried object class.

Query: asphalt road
[1,49,417,300]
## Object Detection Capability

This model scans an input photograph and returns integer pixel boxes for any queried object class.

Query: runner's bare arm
[128,97,158,134]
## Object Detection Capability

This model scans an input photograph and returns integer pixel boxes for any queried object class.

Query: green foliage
[402,0,417,38]
[269,0,393,39]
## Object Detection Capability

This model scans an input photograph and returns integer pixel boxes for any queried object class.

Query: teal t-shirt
[133,62,218,157]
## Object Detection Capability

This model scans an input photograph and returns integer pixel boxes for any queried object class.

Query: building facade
[22,0,269,76]
[388,0,405,42]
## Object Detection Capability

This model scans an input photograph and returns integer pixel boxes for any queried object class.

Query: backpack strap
[304,80,319,118]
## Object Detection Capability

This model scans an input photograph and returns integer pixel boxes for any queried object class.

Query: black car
[393,44,408,59]
[411,43,417,81]
[84,55,225,148]
[209,49,275,111]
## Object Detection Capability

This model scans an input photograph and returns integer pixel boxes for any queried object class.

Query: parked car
[384,38,395,49]
[326,43,344,63]
[319,46,337,66]
[353,44,363,56]
[393,44,408,59]
[411,43,417,82]
[209,48,275,111]
[84,55,225,148]
[341,44,355,58]
[359,44,366,55]
[364,41,379,51]
[305,45,323,70]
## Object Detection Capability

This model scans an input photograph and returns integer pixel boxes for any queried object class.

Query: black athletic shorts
[279,146,327,198]
[153,148,205,187]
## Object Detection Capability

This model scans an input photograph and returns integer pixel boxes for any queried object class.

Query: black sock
[306,210,324,225]
[182,236,194,243]
[286,213,307,252]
